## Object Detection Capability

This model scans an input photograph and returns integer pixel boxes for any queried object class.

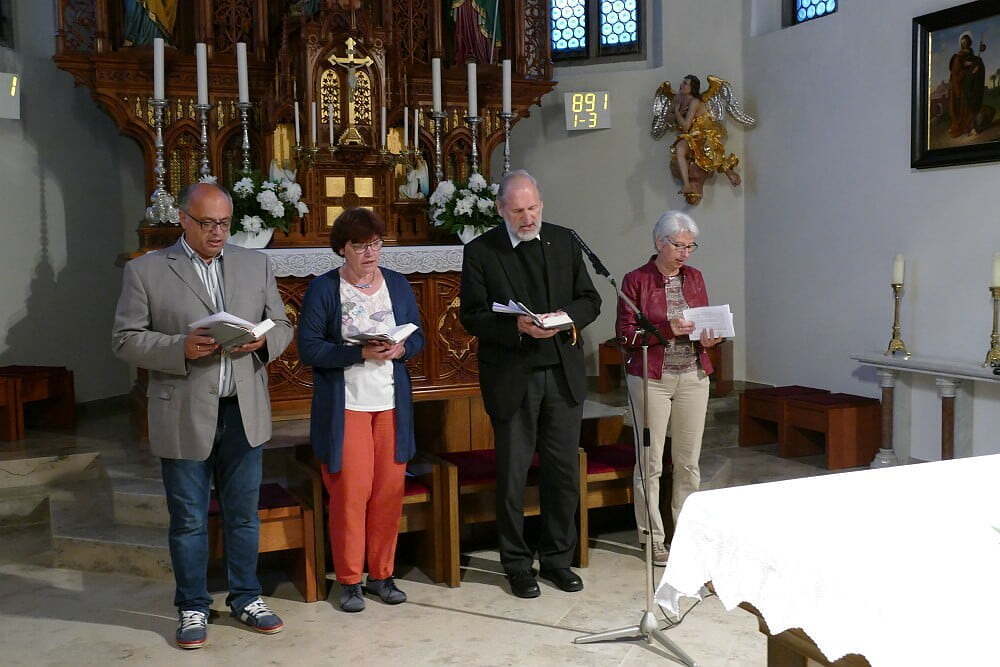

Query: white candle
[380,106,387,150]
[892,254,905,285]
[236,42,249,104]
[328,103,335,146]
[293,79,297,102]
[294,100,301,145]
[502,59,512,114]
[413,107,420,149]
[403,106,409,147]
[153,37,165,100]
[432,58,442,113]
[195,43,208,106]
[310,101,317,146]
[993,253,1000,288]
[467,62,477,117]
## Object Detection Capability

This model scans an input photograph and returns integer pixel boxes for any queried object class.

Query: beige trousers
[626,369,710,545]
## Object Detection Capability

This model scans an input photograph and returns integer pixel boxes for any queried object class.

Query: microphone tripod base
[574,611,697,665]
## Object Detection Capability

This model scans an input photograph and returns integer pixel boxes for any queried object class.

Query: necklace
[347,270,376,289]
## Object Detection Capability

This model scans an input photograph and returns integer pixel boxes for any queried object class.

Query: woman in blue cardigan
[298,208,424,613]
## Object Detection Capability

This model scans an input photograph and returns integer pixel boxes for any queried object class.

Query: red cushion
[585,444,636,474]
[404,476,431,497]
[439,449,541,487]
[744,385,829,398]
[208,483,298,515]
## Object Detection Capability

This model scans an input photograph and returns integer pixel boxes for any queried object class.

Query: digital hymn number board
[564,91,611,131]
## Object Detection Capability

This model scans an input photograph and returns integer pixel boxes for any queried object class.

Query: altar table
[655,456,1000,666]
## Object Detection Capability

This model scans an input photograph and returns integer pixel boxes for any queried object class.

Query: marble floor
[0,396,840,666]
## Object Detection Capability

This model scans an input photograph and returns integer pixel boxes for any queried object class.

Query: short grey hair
[497,169,541,204]
[652,210,699,244]
[178,182,234,212]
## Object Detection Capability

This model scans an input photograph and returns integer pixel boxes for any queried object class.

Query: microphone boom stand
[571,253,696,666]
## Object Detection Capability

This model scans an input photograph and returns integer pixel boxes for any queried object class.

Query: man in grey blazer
[112,183,292,649]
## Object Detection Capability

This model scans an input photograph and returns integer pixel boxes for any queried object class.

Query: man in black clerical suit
[459,170,602,598]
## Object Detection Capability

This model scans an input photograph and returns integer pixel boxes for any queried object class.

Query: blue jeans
[160,398,262,614]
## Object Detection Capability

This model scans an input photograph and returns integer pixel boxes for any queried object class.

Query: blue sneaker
[231,597,284,634]
[176,610,208,649]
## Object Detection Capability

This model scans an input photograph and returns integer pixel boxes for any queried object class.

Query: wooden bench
[0,365,75,440]
[398,458,460,587]
[208,482,320,602]
[739,385,829,447]
[781,393,881,470]
[597,339,733,397]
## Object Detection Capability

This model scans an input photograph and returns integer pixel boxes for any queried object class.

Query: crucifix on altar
[329,37,373,147]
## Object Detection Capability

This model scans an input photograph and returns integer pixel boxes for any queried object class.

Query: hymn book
[349,323,419,344]
[491,300,574,331]
[189,312,275,351]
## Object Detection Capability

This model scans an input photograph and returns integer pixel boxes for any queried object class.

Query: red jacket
[615,258,714,380]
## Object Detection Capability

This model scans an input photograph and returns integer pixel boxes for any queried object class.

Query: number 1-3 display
[564,91,611,131]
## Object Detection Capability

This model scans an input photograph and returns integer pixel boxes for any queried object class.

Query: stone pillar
[871,368,900,467]
[935,378,960,460]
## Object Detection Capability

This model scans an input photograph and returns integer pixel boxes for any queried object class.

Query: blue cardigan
[298,268,425,473]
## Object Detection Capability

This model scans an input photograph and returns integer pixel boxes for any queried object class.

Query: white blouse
[340,278,396,412]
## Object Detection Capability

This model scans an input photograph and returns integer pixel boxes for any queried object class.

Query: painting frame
[912,1,1000,169]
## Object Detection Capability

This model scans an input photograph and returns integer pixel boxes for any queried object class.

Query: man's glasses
[667,239,699,252]
[349,238,384,254]
[183,210,232,232]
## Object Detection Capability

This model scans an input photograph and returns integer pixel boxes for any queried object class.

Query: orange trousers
[321,409,404,585]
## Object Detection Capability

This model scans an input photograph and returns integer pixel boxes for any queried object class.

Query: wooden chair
[435,448,589,583]
[0,365,75,439]
[398,455,460,587]
[596,339,734,397]
[0,376,24,441]
[208,483,320,602]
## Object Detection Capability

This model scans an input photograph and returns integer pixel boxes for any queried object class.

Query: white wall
[744,0,1000,458]
[0,2,144,401]
[503,0,749,378]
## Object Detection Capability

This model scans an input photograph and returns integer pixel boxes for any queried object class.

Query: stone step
[0,450,102,489]
[111,476,169,528]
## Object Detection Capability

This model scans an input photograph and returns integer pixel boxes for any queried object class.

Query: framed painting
[912,1,1000,168]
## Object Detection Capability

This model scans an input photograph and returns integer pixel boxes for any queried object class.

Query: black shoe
[506,569,541,598]
[539,567,584,592]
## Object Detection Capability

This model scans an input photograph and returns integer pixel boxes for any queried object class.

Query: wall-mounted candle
[380,106,387,150]
[432,58,442,113]
[328,103,335,146]
[892,254,905,284]
[502,59,512,114]
[153,37,165,100]
[404,106,409,147]
[413,107,420,149]
[294,100,301,145]
[467,62,477,117]
[236,42,249,104]
[993,253,1000,287]
[310,101,317,146]
[195,43,208,106]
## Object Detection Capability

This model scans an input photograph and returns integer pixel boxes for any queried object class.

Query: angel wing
[702,75,756,127]
[651,81,676,139]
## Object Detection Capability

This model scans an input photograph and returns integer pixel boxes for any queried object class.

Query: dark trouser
[160,397,262,614]
[491,366,583,574]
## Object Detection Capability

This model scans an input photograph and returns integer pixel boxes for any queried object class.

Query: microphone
[569,229,610,278]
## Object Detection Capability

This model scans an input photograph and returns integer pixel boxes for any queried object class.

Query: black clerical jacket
[459,222,602,420]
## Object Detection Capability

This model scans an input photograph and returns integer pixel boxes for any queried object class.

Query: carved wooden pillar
[94,0,110,54]
[935,378,960,460]
[871,368,900,467]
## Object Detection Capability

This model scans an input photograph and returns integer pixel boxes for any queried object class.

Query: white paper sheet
[682,304,735,339]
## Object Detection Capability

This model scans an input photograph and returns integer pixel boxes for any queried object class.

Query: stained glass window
[793,0,836,25]
[551,0,587,58]
[599,0,638,53]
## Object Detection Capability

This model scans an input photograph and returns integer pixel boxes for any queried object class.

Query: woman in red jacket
[616,210,723,566]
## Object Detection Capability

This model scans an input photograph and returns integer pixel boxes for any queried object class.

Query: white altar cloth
[260,245,464,277]
[655,456,1000,666]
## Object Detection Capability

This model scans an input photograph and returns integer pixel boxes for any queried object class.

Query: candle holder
[500,112,513,175]
[465,115,481,174]
[194,103,212,179]
[379,147,411,168]
[984,287,1000,367]
[885,283,910,358]
[294,144,319,169]
[431,111,445,183]
[144,97,180,226]
[237,101,253,174]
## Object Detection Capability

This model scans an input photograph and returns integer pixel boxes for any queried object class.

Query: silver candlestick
[466,115,481,174]
[237,101,252,174]
[500,111,513,175]
[195,103,212,178]
[145,97,179,225]
[431,111,445,183]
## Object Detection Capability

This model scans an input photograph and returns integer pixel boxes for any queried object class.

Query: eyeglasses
[348,238,384,254]
[667,240,699,253]
[183,210,232,232]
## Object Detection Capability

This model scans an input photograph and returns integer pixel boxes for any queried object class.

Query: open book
[349,322,419,344]
[491,300,574,331]
[189,312,275,351]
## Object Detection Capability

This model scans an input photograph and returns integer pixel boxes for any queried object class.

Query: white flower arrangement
[428,175,503,236]
[230,160,309,234]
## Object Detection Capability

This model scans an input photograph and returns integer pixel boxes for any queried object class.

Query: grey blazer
[112,240,293,460]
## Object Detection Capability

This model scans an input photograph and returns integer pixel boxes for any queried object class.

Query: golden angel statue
[651,75,756,205]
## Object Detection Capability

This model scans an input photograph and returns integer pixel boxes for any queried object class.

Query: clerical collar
[506,225,542,249]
